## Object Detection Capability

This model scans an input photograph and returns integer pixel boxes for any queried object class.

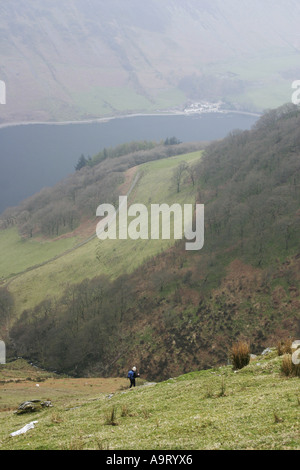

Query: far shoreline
[0,109,261,131]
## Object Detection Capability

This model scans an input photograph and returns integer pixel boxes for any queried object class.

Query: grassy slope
[72,86,187,116]
[75,49,300,115]
[206,49,299,111]
[0,228,78,281]
[3,0,300,123]
[0,352,299,450]
[5,151,202,315]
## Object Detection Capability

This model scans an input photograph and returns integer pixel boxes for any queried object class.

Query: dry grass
[0,360,127,412]
[104,405,119,426]
[276,339,293,356]
[230,341,250,370]
[281,354,300,378]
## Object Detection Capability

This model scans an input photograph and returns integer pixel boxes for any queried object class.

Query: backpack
[128,370,134,379]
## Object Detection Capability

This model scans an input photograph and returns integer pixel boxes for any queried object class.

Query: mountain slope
[4,104,300,379]
[0,143,203,316]
[1,0,300,123]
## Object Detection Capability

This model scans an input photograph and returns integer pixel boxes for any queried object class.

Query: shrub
[230,341,250,370]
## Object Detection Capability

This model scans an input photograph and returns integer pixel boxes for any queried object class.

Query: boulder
[261,347,273,356]
[15,400,53,415]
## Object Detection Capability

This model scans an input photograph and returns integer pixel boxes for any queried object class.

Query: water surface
[0,113,258,213]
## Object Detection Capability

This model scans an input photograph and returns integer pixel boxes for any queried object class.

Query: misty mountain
[1,0,300,123]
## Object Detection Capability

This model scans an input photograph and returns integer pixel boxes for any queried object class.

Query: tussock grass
[281,354,300,378]
[277,339,293,356]
[104,406,118,426]
[230,341,251,370]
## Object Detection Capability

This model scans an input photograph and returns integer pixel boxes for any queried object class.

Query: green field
[205,49,300,81]
[202,48,300,111]
[72,86,187,116]
[0,228,78,281]
[3,151,202,315]
[72,86,154,116]
[0,351,299,450]
[70,49,300,116]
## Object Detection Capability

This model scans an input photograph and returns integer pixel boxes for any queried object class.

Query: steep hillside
[1,1,300,123]
[4,104,300,379]
[0,142,203,317]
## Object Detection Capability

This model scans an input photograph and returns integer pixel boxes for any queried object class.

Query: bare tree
[172,162,188,193]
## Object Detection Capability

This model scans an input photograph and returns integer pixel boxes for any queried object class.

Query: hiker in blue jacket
[128,366,139,388]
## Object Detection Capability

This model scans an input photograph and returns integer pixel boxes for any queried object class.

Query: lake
[0,112,258,214]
